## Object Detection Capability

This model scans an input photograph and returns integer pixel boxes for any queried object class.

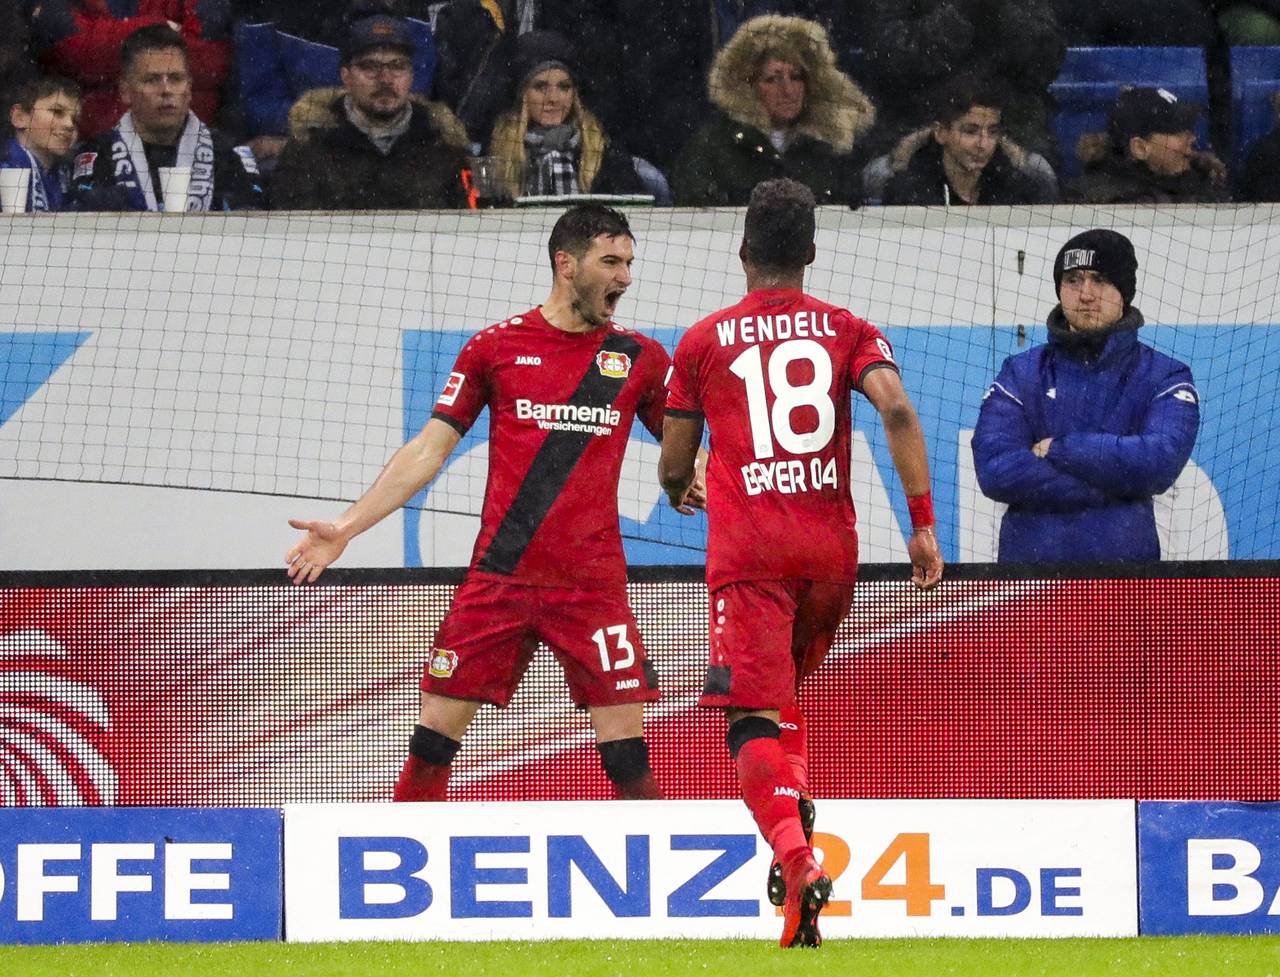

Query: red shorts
[422,577,659,708]
[698,578,856,710]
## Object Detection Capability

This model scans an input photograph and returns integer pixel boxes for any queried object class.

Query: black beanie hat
[511,30,579,94]
[1053,229,1138,307]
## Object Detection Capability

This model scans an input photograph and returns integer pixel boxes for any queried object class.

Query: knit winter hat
[511,30,579,93]
[1053,229,1138,307]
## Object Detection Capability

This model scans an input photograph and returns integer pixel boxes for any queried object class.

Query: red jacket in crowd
[30,0,231,137]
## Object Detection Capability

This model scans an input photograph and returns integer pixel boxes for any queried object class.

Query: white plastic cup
[158,166,191,212]
[0,168,31,213]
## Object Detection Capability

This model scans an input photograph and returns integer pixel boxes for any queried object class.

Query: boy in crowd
[882,75,1056,206]
[3,76,81,212]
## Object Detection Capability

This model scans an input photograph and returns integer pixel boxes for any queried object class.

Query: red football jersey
[432,307,669,589]
[666,288,898,590]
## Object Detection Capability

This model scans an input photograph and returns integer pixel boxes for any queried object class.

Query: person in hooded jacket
[232,0,438,168]
[971,230,1201,563]
[270,13,468,210]
[881,74,1055,205]
[860,0,1064,164]
[1066,87,1229,205]
[672,14,874,207]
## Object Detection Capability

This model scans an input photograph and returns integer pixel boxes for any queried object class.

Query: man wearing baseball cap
[971,229,1201,562]
[1067,87,1228,203]
[273,12,470,210]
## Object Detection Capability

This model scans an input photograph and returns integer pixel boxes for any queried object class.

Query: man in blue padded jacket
[972,229,1200,562]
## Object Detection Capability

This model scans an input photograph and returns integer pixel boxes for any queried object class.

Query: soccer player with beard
[659,178,944,947]
[287,204,702,802]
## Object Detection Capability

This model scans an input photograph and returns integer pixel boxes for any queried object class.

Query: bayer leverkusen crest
[428,648,459,678]
[596,350,632,379]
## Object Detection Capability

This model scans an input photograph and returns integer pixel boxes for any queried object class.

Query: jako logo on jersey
[438,371,465,406]
[515,399,622,426]
[596,350,632,379]
[429,648,459,678]
[614,678,640,690]
[773,786,802,799]
[515,355,542,366]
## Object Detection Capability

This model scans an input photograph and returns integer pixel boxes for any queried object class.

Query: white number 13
[729,339,836,459]
[592,625,636,672]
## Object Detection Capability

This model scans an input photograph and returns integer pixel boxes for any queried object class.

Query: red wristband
[907,492,935,530]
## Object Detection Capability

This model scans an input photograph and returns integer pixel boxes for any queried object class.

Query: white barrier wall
[283,799,1138,941]
[1,206,1274,569]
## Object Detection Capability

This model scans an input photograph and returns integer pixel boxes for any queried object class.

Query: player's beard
[572,286,619,327]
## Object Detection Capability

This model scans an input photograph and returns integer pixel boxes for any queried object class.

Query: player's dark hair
[547,203,633,272]
[121,24,189,78]
[12,76,81,113]
[742,178,815,273]
[931,73,1004,125]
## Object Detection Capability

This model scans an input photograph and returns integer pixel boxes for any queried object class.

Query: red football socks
[392,755,451,801]
[735,736,809,866]
[777,705,810,797]
[612,771,664,800]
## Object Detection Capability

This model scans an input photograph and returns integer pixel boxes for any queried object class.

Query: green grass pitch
[3,937,1279,977]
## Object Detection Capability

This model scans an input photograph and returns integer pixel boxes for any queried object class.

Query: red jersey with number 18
[665,288,898,590]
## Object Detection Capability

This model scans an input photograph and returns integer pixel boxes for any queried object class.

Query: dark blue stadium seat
[1049,47,1210,180]
[1229,47,1280,178]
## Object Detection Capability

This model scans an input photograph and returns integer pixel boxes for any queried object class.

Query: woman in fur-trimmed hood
[671,15,875,206]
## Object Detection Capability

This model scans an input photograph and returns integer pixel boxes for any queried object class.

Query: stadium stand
[1229,44,1280,177]
[1049,47,1211,181]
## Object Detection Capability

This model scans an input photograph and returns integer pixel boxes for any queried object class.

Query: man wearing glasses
[272,14,470,210]
[880,74,1057,206]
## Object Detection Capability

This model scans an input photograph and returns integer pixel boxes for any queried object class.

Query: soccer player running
[287,204,702,802]
[659,179,943,947]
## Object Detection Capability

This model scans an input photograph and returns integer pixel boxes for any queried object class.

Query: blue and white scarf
[1,138,62,212]
[110,111,215,212]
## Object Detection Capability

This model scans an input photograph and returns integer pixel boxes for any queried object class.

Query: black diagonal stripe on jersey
[476,332,644,576]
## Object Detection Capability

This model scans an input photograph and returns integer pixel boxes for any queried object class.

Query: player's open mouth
[605,290,624,308]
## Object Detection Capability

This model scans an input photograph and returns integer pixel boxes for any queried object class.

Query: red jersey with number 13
[665,288,898,590]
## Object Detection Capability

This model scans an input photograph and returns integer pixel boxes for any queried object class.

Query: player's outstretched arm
[863,368,944,591]
[286,418,463,585]
[659,415,706,513]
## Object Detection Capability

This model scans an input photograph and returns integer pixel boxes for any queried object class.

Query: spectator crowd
[3,0,1280,211]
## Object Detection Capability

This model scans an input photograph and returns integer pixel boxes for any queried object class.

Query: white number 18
[728,339,836,459]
